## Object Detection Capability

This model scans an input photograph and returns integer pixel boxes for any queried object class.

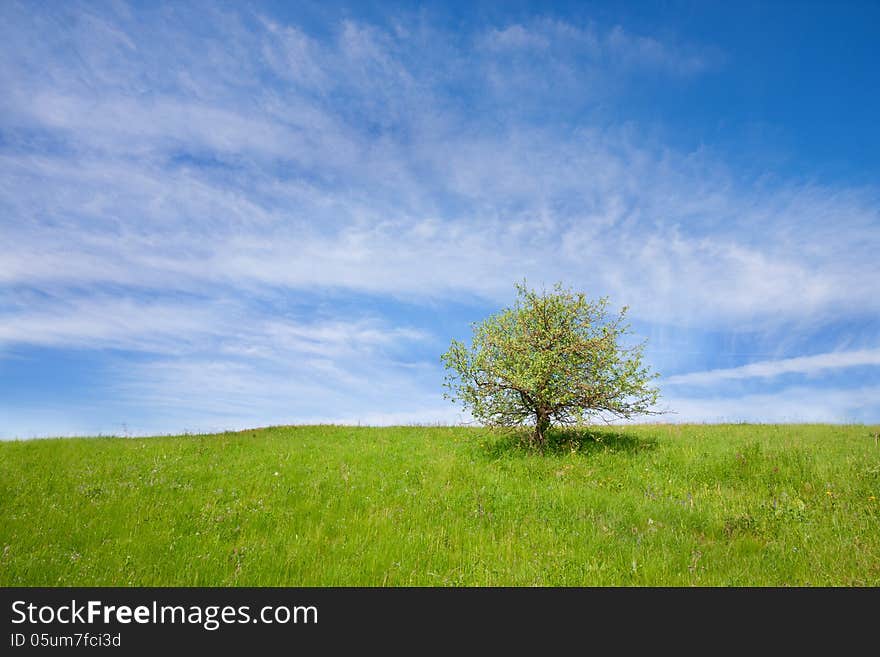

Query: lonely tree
[441,282,660,446]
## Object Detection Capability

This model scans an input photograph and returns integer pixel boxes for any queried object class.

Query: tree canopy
[441,282,660,446]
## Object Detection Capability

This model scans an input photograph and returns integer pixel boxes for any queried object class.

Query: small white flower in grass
[273,471,279,476]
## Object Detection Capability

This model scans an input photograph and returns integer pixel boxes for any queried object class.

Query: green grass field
[1,424,878,586]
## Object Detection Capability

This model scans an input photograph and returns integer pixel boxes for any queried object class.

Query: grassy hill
[1,424,878,586]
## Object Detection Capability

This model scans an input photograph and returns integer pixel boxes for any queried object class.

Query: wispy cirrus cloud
[2,6,874,329]
[0,292,427,362]
[660,384,880,424]
[480,20,715,75]
[666,348,880,385]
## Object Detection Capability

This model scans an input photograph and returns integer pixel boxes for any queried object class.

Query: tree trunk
[533,411,550,447]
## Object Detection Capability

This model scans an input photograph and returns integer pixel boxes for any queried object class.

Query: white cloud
[479,20,713,75]
[0,292,426,367]
[0,296,218,353]
[3,130,876,331]
[659,385,880,424]
[260,18,329,90]
[666,348,880,385]
[482,25,551,51]
[605,25,711,75]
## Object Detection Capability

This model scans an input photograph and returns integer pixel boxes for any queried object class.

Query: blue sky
[1,0,878,437]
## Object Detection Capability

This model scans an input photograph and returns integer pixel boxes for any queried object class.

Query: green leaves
[441,282,660,444]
